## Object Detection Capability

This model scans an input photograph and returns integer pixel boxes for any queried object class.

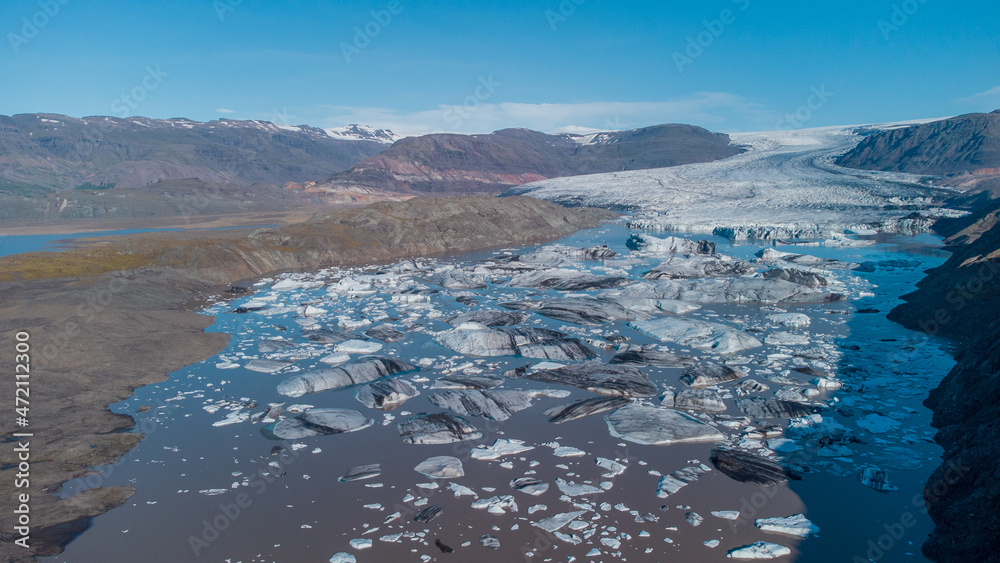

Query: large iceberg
[277,357,418,397]
[605,404,725,445]
[629,317,763,355]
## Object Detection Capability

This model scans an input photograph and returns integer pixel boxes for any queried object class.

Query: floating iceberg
[278,357,417,397]
[525,360,656,397]
[629,317,763,355]
[414,456,464,479]
[272,408,374,439]
[397,413,483,445]
[605,404,725,445]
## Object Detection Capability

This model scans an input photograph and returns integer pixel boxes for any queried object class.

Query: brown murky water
[47,225,953,562]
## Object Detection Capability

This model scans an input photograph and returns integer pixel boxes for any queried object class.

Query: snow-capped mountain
[0,114,391,191]
[315,124,741,195]
[325,124,399,144]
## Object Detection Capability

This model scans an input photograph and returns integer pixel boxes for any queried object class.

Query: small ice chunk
[472,439,535,460]
[755,514,820,538]
[712,510,740,520]
[471,495,518,514]
[726,541,792,559]
[448,482,477,497]
[556,478,604,497]
[535,510,588,532]
[479,534,501,549]
[349,538,372,550]
[553,446,587,457]
[414,456,465,479]
[595,457,626,478]
[334,340,383,354]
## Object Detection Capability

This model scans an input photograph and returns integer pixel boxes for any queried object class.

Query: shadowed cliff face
[0,196,616,561]
[919,324,1000,563]
[889,193,1000,562]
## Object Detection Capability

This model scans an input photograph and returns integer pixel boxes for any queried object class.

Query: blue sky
[1,0,998,136]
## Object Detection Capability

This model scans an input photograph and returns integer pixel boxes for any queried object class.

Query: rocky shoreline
[0,196,615,561]
[889,190,1000,563]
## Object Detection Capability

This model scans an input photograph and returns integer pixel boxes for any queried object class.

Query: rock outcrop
[889,189,1000,562]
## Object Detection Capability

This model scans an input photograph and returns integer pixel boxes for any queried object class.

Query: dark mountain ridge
[315,123,742,194]
[836,110,1000,175]
[0,113,390,194]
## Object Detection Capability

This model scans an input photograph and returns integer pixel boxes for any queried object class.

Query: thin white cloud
[215,108,236,114]
[319,92,771,137]
[956,86,1000,106]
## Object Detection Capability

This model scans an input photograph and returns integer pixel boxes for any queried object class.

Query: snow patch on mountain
[325,124,399,144]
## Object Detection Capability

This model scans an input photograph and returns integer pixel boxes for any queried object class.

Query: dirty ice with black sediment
[98,223,952,561]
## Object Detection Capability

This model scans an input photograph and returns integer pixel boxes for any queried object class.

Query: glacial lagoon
[48,222,955,562]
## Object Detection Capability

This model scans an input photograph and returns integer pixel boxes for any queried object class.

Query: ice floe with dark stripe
[354,378,419,410]
[544,397,631,424]
[680,363,745,387]
[429,389,570,421]
[610,345,696,368]
[397,413,483,445]
[436,324,596,361]
[710,447,797,486]
[506,268,635,291]
[445,310,530,327]
[339,464,381,482]
[643,254,754,280]
[735,397,822,419]
[272,408,374,439]
[524,360,656,397]
[277,356,418,397]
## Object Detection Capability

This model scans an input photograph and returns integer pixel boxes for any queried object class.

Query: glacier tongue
[509,125,959,239]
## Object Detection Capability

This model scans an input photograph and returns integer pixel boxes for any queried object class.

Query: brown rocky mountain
[0,118,743,226]
[0,114,392,195]
[836,110,1000,175]
[314,124,743,195]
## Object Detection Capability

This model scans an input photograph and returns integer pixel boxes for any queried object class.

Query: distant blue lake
[0,225,277,258]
